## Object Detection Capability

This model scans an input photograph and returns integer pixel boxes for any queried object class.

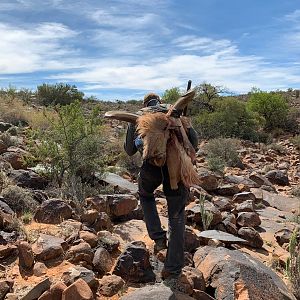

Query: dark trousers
[138,160,188,275]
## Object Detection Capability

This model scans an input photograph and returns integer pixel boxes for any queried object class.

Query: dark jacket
[124,121,199,156]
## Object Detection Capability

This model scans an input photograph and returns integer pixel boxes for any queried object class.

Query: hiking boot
[154,238,167,253]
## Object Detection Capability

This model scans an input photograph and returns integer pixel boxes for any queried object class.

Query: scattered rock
[8,170,48,189]
[120,284,195,300]
[21,278,51,300]
[216,184,240,196]
[212,197,233,212]
[235,200,255,213]
[61,279,93,300]
[0,199,14,215]
[81,210,99,226]
[194,246,296,300]
[92,247,112,275]
[97,231,120,252]
[98,275,125,297]
[32,234,65,261]
[0,280,14,300]
[91,212,112,232]
[65,242,93,266]
[274,228,293,246]
[113,241,155,283]
[61,266,97,289]
[236,212,261,228]
[108,194,138,219]
[184,227,200,252]
[198,168,219,191]
[249,173,273,187]
[180,266,205,296]
[85,196,109,214]
[232,192,256,204]
[197,230,246,245]
[38,281,67,300]
[266,170,289,186]
[0,244,18,259]
[18,241,34,270]
[34,199,73,224]
[79,231,98,248]
[238,227,263,248]
[0,122,12,132]
[33,262,47,277]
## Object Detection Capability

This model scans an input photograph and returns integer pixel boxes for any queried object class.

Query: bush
[247,89,289,131]
[291,135,300,150]
[193,98,260,140]
[287,229,300,299]
[162,87,181,104]
[31,100,104,201]
[1,185,37,214]
[205,138,241,169]
[0,132,18,148]
[36,83,84,106]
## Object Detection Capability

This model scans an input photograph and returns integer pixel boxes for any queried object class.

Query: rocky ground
[0,117,300,300]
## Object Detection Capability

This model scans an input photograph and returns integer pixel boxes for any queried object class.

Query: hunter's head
[143,93,161,107]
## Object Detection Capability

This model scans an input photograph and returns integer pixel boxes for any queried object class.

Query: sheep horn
[104,111,139,124]
[173,89,196,111]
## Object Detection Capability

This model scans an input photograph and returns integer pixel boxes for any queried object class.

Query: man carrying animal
[124,92,198,285]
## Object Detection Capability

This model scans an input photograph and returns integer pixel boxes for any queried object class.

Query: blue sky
[0,0,300,100]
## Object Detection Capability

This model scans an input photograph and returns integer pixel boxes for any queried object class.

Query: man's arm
[124,123,138,156]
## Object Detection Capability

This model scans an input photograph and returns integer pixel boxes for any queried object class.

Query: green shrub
[31,100,104,201]
[286,228,300,299]
[207,156,225,174]
[247,89,289,131]
[162,87,181,104]
[194,98,259,140]
[205,138,241,168]
[199,195,213,231]
[1,185,37,214]
[36,83,84,106]
[291,135,300,150]
[0,132,18,148]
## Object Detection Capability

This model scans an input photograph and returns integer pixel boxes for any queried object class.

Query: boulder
[266,170,289,186]
[120,284,195,300]
[180,266,205,296]
[0,244,17,259]
[212,197,233,212]
[236,212,261,228]
[85,196,109,214]
[216,184,240,196]
[33,262,47,277]
[34,199,73,224]
[65,242,93,266]
[224,175,258,189]
[197,230,246,245]
[194,246,296,300]
[91,212,112,232]
[113,241,155,283]
[18,241,34,269]
[238,227,264,248]
[38,281,67,300]
[21,278,51,300]
[235,200,255,213]
[97,231,120,252]
[8,170,48,189]
[98,275,125,297]
[108,194,138,219]
[61,266,97,289]
[92,247,112,275]
[274,228,293,246]
[79,231,98,248]
[184,227,200,252]
[32,234,65,261]
[198,168,219,191]
[81,209,99,226]
[0,280,14,300]
[61,279,93,300]
[0,198,14,215]
[1,147,28,169]
[249,173,273,187]
[232,192,256,204]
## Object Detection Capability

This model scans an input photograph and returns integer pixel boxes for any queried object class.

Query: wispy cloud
[0,22,78,74]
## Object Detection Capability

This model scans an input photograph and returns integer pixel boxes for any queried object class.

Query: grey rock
[266,170,289,186]
[21,278,51,300]
[197,230,246,244]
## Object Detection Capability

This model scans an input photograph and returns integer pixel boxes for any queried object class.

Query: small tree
[37,83,84,106]
[162,87,181,104]
[33,101,104,200]
[247,89,289,131]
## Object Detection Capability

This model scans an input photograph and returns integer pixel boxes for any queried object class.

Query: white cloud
[0,22,78,74]
[284,9,300,22]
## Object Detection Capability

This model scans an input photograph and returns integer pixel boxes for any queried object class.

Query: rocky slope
[0,116,299,300]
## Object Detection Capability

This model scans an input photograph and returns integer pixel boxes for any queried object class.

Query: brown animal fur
[136,112,199,189]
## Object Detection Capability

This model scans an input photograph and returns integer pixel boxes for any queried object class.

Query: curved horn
[173,89,196,111]
[104,111,139,124]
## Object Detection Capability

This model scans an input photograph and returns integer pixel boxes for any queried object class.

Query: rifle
[183,80,192,116]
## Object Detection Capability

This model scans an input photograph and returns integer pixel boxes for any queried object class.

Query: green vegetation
[162,87,181,104]
[199,195,213,231]
[286,228,300,299]
[37,83,84,106]
[247,89,289,131]
[205,138,241,170]
[30,100,104,201]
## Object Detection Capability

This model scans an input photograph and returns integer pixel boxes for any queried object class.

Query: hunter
[124,92,198,285]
